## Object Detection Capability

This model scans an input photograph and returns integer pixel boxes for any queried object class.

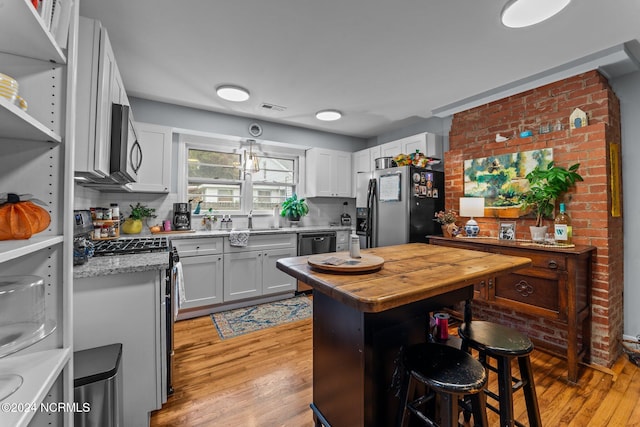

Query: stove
[92,236,169,256]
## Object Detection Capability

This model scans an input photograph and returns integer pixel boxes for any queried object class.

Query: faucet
[248,210,253,229]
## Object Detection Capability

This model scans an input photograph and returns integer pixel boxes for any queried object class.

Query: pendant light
[244,139,260,174]
[501,0,571,28]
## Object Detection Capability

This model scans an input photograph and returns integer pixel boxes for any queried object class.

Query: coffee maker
[173,203,191,231]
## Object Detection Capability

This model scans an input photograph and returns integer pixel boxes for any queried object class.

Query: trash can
[74,343,124,427]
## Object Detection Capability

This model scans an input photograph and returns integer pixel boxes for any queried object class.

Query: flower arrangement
[433,209,458,225]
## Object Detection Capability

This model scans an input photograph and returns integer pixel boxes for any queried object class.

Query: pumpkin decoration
[0,193,51,240]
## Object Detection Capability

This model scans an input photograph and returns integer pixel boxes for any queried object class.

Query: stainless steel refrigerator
[356,166,444,248]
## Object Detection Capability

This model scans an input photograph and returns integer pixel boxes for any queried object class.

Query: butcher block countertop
[277,243,532,313]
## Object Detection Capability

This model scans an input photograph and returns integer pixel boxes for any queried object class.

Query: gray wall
[130,97,367,151]
[610,70,640,339]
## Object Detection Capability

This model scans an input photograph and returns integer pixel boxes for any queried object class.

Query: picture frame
[499,221,516,240]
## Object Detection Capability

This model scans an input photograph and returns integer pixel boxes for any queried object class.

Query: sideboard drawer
[494,248,567,271]
[494,273,562,318]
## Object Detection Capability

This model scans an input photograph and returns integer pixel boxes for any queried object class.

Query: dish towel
[175,261,185,318]
[229,229,250,247]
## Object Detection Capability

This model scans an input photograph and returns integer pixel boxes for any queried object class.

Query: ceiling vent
[260,103,287,112]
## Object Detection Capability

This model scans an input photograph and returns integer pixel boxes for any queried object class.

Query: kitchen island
[276,243,532,427]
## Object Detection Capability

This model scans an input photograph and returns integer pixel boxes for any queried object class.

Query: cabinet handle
[515,280,534,297]
[548,260,558,269]
[488,279,493,289]
[479,280,485,288]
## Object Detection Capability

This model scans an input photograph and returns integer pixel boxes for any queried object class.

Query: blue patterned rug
[211,295,312,339]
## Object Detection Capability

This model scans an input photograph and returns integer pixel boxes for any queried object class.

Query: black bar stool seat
[399,342,489,427]
[458,321,542,427]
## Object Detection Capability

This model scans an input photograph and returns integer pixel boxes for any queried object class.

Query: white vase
[529,225,548,243]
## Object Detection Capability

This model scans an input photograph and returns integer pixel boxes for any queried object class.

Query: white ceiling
[78,0,640,139]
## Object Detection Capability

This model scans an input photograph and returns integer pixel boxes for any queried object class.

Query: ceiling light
[315,110,342,121]
[244,139,260,174]
[216,85,250,102]
[501,0,571,28]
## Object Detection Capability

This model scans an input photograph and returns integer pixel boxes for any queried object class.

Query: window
[185,145,298,214]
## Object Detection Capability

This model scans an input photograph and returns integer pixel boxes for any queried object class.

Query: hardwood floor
[151,309,640,426]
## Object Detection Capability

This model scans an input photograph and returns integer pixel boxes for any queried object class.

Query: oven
[91,236,175,400]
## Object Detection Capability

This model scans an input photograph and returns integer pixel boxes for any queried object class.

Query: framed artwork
[499,221,516,240]
[463,148,554,218]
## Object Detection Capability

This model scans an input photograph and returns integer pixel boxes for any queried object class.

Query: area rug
[211,295,312,339]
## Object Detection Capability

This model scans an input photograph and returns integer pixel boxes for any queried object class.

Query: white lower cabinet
[179,254,224,308]
[223,251,263,301]
[171,238,224,312]
[74,270,164,427]
[223,234,297,302]
[336,230,350,252]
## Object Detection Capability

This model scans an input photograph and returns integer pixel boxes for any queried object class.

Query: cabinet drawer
[494,273,560,314]
[493,248,566,271]
[336,231,350,245]
[224,233,297,253]
[172,237,224,256]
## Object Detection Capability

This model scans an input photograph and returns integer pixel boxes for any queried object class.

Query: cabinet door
[306,148,352,197]
[369,146,381,170]
[179,254,224,309]
[224,251,262,301]
[306,148,334,197]
[334,150,352,197]
[380,140,402,158]
[402,134,427,156]
[126,123,172,193]
[353,149,371,173]
[262,248,298,295]
[94,24,117,176]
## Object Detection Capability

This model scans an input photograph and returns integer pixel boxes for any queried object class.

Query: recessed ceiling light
[501,0,571,28]
[216,85,250,102]
[315,110,342,121]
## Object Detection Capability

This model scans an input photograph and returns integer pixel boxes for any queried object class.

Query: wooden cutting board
[307,252,384,273]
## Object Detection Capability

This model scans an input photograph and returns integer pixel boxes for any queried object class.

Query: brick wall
[446,70,623,367]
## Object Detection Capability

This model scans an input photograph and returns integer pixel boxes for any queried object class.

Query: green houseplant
[520,162,583,240]
[280,193,309,222]
[122,203,157,234]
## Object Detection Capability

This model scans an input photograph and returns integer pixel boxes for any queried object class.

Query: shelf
[0,348,70,427]
[0,236,64,263]
[0,97,62,142]
[0,0,66,64]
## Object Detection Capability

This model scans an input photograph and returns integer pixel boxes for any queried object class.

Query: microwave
[110,103,142,184]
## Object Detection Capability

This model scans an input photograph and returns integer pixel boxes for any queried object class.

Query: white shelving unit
[0,1,77,426]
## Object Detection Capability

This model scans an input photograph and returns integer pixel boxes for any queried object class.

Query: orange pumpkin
[0,193,51,240]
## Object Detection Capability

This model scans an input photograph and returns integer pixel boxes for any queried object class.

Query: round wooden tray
[307,252,384,273]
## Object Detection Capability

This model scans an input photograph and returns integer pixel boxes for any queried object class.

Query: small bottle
[554,203,572,245]
[110,203,120,219]
[349,233,361,258]
[227,216,233,229]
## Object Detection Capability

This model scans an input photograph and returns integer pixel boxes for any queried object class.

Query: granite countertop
[74,252,170,279]
[165,224,354,240]
[74,225,354,278]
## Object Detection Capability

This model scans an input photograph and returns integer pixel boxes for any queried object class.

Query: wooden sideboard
[429,236,595,383]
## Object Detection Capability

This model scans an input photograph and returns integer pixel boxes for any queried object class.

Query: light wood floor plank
[150,310,640,426]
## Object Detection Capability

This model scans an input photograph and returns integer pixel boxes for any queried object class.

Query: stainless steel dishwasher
[297,231,337,292]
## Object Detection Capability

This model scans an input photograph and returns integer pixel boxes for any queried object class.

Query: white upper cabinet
[75,16,131,181]
[381,132,443,160]
[306,148,352,197]
[352,149,370,173]
[125,122,172,193]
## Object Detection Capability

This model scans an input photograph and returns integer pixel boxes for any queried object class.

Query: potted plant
[280,193,309,223]
[122,202,157,234]
[433,209,459,237]
[520,162,583,241]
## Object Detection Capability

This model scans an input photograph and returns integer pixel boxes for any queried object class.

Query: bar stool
[398,342,489,427]
[458,321,542,427]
